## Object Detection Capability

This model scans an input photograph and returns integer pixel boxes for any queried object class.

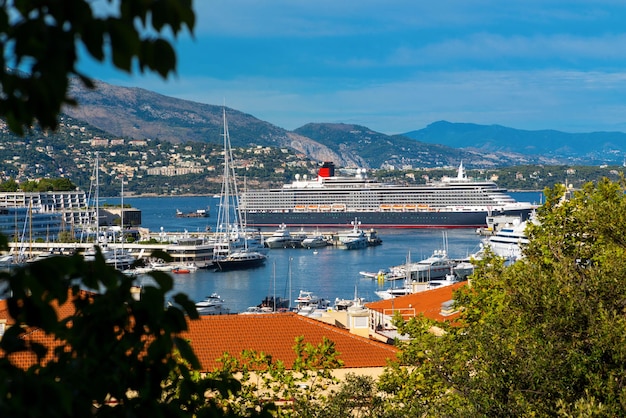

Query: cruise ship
[239,162,536,228]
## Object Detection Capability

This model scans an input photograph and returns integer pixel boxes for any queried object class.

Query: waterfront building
[0,191,91,227]
[0,207,64,242]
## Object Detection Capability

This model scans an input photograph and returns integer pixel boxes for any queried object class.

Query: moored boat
[212,108,267,272]
[336,218,369,250]
[301,234,329,249]
[176,208,209,218]
[293,290,330,316]
[195,293,230,315]
[215,249,267,271]
[265,224,307,248]
[388,249,455,281]
[486,216,535,261]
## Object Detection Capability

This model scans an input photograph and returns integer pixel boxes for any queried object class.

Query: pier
[3,226,383,266]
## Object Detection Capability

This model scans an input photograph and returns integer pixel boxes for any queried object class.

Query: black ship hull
[243,207,533,229]
[215,257,266,271]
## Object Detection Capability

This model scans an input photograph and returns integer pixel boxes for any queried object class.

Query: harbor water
[106,192,542,313]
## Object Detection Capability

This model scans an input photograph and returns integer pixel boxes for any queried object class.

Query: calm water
[104,192,541,313]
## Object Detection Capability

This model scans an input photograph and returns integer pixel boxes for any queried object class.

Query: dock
[3,226,383,266]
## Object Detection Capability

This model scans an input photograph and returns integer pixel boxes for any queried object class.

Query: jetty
[3,225,382,267]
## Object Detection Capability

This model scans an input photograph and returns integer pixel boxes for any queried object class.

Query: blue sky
[80,1,626,135]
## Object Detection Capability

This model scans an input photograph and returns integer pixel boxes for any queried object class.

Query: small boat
[374,285,414,300]
[301,234,328,249]
[359,269,391,281]
[453,260,475,279]
[336,218,368,250]
[265,224,306,248]
[293,290,330,316]
[83,244,137,271]
[195,293,230,315]
[215,249,267,271]
[257,295,290,312]
[334,286,366,311]
[176,208,209,218]
[366,229,383,246]
[171,262,199,273]
[426,273,461,290]
[389,249,456,281]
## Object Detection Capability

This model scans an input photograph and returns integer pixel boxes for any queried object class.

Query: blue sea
[104,192,542,313]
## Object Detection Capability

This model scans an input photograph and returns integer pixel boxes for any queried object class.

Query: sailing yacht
[213,108,267,271]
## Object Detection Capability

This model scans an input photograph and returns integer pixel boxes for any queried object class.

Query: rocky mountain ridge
[63,79,624,168]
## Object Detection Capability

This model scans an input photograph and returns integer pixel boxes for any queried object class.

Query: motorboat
[265,224,306,248]
[374,285,414,300]
[195,293,230,315]
[336,218,368,250]
[214,249,267,271]
[486,216,536,261]
[375,273,461,299]
[426,273,461,290]
[453,260,475,279]
[293,290,330,316]
[389,250,455,282]
[171,262,199,273]
[301,234,329,249]
[83,246,136,271]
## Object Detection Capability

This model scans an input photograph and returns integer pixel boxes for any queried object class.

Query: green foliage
[0,178,18,192]
[0,247,250,416]
[205,335,344,417]
[377,178,626,416]
[0,177,76,192]
[0,0,194,135]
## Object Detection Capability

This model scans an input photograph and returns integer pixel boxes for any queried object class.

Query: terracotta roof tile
[365,282,466,323]
[2,295,399,372]
[181,313,399,371]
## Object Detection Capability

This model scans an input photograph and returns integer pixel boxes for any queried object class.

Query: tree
[379,178,626,416]
[0,0,194,134]
[205,336,343,417]
[0,248,219,416]
[0,1,259,416]
[0,178,18,192]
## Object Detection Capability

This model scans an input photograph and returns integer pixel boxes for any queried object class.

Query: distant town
[0,116,624,197]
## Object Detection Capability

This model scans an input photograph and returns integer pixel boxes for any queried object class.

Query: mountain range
[64,79,626,168]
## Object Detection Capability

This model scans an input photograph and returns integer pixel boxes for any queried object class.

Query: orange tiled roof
[1,295,399,372]
[0,291,94,369]
[365,282,467,322]
[181,312,399,371]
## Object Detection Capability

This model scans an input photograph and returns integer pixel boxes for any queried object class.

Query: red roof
[365,282,466,322]
[181,312,399,371]
[1,296,399,371]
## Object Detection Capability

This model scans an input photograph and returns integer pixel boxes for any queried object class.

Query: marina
[0,192,541,313]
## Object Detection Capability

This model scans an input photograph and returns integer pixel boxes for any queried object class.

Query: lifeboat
[331,204,346,211]
[392,204,404,211]
[319,205,331,212]
[380,204,392,211]
[294,205,306,211]
[308,205,319,211]
[404,204,417,211]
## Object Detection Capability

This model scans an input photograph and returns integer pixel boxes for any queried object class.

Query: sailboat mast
[221,108,231,250]
[95,152,100,240]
